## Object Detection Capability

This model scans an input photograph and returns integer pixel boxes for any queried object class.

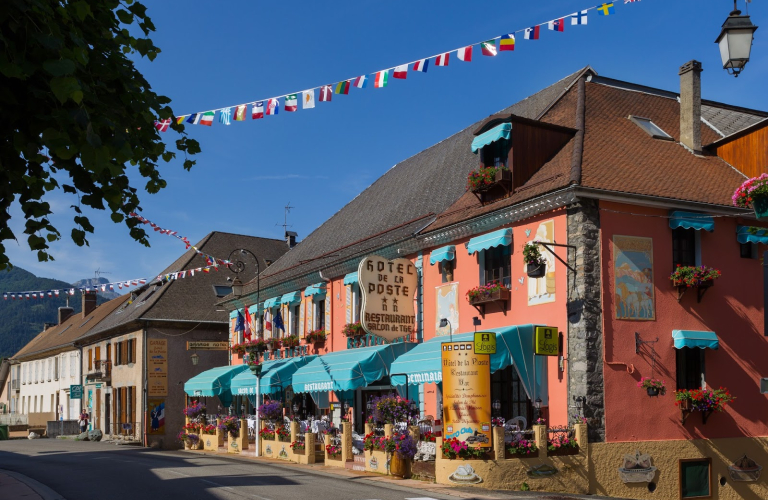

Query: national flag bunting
[285,94,298,112]
[524,26,540,40]
[548,18,565,31]
[373,70,389,88]
[267,98,279,115]
[334,81,350,95]
[481,40,497,56]
[393,64,408,79]
[457,46,472,62]
[413,59,429,72]
[319,85,333,101]
[234,105,247,121]
[499,34,515,51]
[154,119,171,132]
[571,10,588,25]
[176,116,186,125]
[303,90,315,109]
[352,75,367,88]
[186,113,201,125]
[219,107,232,125]
[597,3,615,15]
[252,101,265,119]
[200,111,215,126]
[435,53,449,66]
[624,0,640,2]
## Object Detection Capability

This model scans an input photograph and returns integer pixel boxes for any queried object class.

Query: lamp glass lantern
[716,2,758,76]
[190,352,200,366]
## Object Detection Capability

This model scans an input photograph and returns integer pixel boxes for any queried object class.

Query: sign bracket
[536,242,576,274]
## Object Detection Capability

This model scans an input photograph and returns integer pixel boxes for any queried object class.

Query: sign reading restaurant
[358,255,418,342]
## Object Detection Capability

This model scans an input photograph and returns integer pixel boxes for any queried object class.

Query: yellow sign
[534,326,559,356]
[474,332,496,354]
[147,339,168,397]
[441,341,492,448]
[186,341,228,350]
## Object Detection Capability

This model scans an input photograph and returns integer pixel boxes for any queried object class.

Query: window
[291,304,300,335]
[481,137,510,168]
[54,357,59,381]
[115,342,122,366]
[676,347,705,391]
[88,349,93,371]
[128,339,136,364]
[491,365,532,425]
[672,228,697,268]
[440,260,455,283]
[314,300,326,330]
[70,353,76,376]
[628,115,674,141]
[679,458,712,499]
[740,242,758,259]
[352,284,362,323]
[47,359,52,381]
[481,245,511,287]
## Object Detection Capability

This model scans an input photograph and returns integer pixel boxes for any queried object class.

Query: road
[0,439,470,500]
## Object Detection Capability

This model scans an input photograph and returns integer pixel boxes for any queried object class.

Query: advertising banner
[441,340,491,448]
[147,339,168,397]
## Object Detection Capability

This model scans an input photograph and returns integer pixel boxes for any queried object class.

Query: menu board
[147,339,168,397]
[441,341,491,448]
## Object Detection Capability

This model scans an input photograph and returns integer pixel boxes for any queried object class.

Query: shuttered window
[88,349,93,371]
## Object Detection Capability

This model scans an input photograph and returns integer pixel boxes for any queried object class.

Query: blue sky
[5,0,768,287]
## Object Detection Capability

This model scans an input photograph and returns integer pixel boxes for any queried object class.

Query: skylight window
[628,115,673,141]
[79,317,92,328]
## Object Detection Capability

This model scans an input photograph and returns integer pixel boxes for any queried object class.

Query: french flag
[413,59,429,72]
[435,53,449,66]
[456,46,472,62]
[393,64,408,79]
[524,26,540,40]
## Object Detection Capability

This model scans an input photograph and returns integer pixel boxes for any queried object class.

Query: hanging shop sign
[358,255,417,342]
[441,340,492,449]
[70,385,83,399]
[534,326,559,356]
[186,341,228,350]
[474,332,497,354]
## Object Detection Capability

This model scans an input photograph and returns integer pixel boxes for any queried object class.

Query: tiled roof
[253,67,592,288]
[11,294,129,360]
[85,232,288,338]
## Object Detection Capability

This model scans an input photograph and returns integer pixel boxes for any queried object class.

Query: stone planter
[202,434,219,451]
[526,262,546,278]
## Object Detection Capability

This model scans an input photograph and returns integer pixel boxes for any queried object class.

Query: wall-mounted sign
[70,385,83,399]
[534,326,559,356]
[147,339,168,397]
[358,255,417,342]
[187,341,228,350]
[441,341,491,449]
[474,332,496,354]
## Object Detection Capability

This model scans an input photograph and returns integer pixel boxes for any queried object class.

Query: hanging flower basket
[637,377,666,397]
[526,263,545,278]
[732,173,768,220]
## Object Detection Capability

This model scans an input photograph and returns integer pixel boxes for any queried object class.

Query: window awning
[737,225,768,244]
[672,330,719,350]
[231,356,317,396]
[183,365,249,407]
[280,291,302,305]
[343,272,359,285]
[291,343,415,393]
[389,325,548,404]
[467,228,512,255]
[429,245,456,266]
[304,283,327,297]
[669,211,715,232]
[471,123,512,153]
[263,297,279,309]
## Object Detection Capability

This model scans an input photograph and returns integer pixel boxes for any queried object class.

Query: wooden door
[95,389,101,431]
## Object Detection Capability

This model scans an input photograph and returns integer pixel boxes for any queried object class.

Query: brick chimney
[82,291,97,318]
[679,60,703,154]
[58,307,74,325]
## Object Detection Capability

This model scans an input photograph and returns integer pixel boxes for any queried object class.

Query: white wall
[18,350,82,420]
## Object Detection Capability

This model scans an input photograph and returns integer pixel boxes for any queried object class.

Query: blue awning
[184,365,249,407]
[669,211,714,232]
[263,297,279,309]
[471,123,512,153]
[672,330,719,350]
[280,291,302,305]
[467,228,512,255]
[343,272,359,285]
[304,283,327,297]
[292,343,415,393]
[231,356,317,396]
[389,325,548,404]
[429,245,456,266]
[737,226,768,244]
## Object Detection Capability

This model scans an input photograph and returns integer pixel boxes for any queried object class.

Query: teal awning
[304,283,327,297]
[184,365,249,407]
[429,245,456,266]
[231,356,317,396]
[467,228,512,255]
[292,343,415,393]
[471,123,512,153]
[280,291,302,305]
[737,226,768,244]
[669,211,714,232]
[389,325,548,404]
[263,297,279,309]
[672,330,719,350]
[343,272,359,285]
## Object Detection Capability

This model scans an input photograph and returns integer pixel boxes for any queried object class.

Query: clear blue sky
[5,0,768,287]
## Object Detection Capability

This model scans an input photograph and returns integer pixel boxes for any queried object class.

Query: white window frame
[352,284,362,323]
[313,299,326,330]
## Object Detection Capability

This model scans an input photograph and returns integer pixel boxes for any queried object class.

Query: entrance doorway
[105,394,111,434]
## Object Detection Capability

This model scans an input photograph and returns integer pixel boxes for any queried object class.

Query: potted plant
[245,338,267,353]
[369,394,418,424]
[266,338,282,351]
[342,322,364,338]
[670,265,721,288]
[201,424,217,435]
[276,426,291,442]
[637,377,666,397]
[390,432,417,479]
[290,440,306,455]
[246,355,261,374]
[420,431,437,443]
[258,401,284,423]
[441,437,489,460]
[230,343,246,356]
[732,173,768,220]
[547,433,579,456]
[466,166,511,193]
[675,387,735,424]
[282,335,300,349]
[183,401,206,419]
[523,242,546,278]
[506,438,538,458]
[218,416,239,439]
[306,329,327,344]
[326,443,343,460]
[259,427,276,440]
[466,281,511,306]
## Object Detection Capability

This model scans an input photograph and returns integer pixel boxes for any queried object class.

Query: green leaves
[49,76,82,104]
[43,59,76,76]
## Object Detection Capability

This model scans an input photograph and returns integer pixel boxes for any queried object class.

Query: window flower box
[342,322,364,338]
[282,335,300,349]
[467,166,511,193]
[467,284,510,306]
[670,265,721,303]
[306,329,327,344]
[675,387,735,424]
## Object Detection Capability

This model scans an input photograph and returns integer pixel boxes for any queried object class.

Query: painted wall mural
[527,220,556,306]
[435,283,459,336]
[613,236,655,321]
[148,399,165,434]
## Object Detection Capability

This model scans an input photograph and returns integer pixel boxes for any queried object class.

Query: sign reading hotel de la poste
[358,255,418,342]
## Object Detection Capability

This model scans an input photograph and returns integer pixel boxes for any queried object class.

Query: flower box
[468,167,511,193]
[505,450,539,459]
[526,263,545,278]
[468,287,510,306]
[342,322,364,338]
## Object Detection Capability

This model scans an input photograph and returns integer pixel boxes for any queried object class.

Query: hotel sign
[534,326,559,356]
[186,341,228,350]
[358,255,417,342]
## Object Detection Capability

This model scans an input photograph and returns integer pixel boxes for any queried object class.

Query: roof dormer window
[629,115,674,141]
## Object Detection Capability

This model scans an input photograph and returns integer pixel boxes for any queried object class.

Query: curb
[0,469,66,500]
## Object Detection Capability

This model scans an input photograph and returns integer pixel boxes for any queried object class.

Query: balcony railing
[85,360,111,382]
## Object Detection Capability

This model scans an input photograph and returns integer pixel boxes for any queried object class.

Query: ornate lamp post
[716,0,758,76]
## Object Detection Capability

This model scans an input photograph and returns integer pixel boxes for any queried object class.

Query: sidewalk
[0,469,65,500]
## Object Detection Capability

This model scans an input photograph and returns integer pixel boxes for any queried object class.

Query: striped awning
[737,226,768,244]
[669,211,714,232]
[304,283,327,297]
[343,272,359,285]
[263,297,279,309]
[429,245,456,266]
[280,292,302,305]
[467,228,512,255]
[672,330,719,350]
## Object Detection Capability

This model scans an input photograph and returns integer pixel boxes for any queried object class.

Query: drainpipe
[142,323,148,447]
[415,254,424,343]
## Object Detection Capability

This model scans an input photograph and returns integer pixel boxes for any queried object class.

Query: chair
[504,417,527,444]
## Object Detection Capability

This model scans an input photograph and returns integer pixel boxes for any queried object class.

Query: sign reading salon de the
[358,255,418,342]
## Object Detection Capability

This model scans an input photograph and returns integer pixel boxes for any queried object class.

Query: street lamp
[534,397,542,421]
[190,352,200,366]
[716,0,758,77]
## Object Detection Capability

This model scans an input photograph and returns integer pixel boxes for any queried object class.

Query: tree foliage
[0,0,200,270]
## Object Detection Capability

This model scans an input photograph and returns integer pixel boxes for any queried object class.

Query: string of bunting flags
[154,1,639,132]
